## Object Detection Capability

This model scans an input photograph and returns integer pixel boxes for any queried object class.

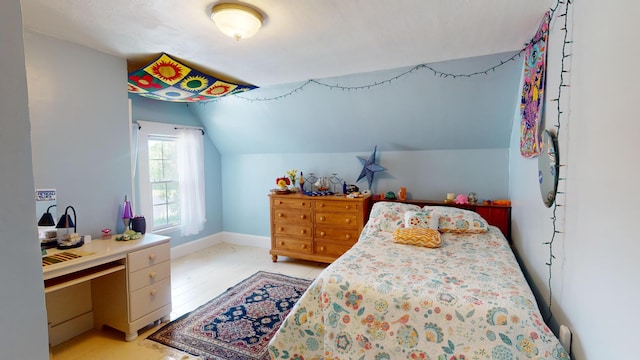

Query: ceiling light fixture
[210,3,263,41]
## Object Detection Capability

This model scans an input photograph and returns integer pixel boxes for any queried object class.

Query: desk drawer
[129,277,171,321]
[128,261,170,292]
[128,242,170,273]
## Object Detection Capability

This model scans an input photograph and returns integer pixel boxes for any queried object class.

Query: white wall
[0,0,50,358]
[509,1,640,359]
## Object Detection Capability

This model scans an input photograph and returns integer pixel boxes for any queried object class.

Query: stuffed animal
[455,193,469,204]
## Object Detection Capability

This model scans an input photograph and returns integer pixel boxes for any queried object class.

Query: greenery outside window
[148,136,179,230]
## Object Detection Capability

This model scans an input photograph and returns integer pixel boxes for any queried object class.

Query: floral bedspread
[269,223,569,360]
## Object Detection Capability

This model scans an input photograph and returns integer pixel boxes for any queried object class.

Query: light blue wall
[188,52,520,237]
[26,31,131,238]
[191,52,522,154]
[130,96,223,246]
[222,149,508,237]
[0,1,49,357]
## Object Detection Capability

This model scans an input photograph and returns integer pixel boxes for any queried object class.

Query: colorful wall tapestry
[520,11,550,158]
[128,53,257,102]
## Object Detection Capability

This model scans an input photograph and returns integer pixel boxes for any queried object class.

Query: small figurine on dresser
[455,193,469,204]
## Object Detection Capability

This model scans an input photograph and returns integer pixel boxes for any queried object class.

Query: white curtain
[130,122,140,214]
[176,128,206,236]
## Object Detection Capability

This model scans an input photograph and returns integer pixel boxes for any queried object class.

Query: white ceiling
[20,0,553,87]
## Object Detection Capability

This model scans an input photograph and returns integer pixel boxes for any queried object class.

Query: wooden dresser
[371,199,511,242]
[270,193,371,263]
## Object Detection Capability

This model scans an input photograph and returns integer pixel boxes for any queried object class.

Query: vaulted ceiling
[21,0,553,87]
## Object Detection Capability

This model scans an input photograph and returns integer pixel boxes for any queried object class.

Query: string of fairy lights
[229,50,526,102]
[544,0,572,323]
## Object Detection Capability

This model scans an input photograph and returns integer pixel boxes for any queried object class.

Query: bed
[268,201,569,360]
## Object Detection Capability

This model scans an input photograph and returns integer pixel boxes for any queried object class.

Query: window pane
[151,183,167,205]
[148,140,163,160]
[152,204,167,227]
[164,159,178,181]
[146,135,181,231]
[168,202,180,224]
[163,140,176,160]
[166,181,179,203]
[149,159,163,182]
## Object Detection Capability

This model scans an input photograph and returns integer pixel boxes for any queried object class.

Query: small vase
[398,187,407,201]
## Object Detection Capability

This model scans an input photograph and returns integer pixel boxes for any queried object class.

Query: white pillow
[404,209,439,230]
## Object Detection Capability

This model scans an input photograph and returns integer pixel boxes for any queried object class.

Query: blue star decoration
[356,146,386,190]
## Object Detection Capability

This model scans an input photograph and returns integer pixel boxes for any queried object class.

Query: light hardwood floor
[49,242,326,360]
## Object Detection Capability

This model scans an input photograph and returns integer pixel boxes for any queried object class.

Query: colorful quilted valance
[127,53,257,102]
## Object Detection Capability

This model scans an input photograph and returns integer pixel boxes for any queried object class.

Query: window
[136,121,206,235]
[148,136,179,229]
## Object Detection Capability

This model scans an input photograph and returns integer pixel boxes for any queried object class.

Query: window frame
[137,121,182,234]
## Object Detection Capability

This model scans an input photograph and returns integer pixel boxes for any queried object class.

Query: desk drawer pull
[149,272,156,279]
[148,254,156,261]
[150,289,157,296]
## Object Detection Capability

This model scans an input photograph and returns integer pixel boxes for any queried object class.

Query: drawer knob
[301,244,307,249]
[278,213,284,217]
[345,205,350,210]
[148,254,156,261]
[320,231,326,236]
[320,203,325,207]
[345,234,351,239]
[319,216,326,221]
[279,227,284,231]
[279,241,285,246]
[319,246,325,251]
[300,230,306,234]
[345,219,351,224]
[149,272,156,279]
[278,201,284,205]
[300,215,306,220]
[301,202,306,206]
[150,289,157,296]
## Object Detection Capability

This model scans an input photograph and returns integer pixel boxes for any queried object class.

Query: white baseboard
[170,232,270,259]
[170,232,224,260]
[222,231,271,249]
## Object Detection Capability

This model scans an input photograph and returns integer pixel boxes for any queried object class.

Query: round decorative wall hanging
[538,129,560,207]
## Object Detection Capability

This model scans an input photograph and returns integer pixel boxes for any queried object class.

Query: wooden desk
[43,234,171,345]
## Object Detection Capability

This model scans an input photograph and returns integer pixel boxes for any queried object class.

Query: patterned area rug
[147,271,312,360]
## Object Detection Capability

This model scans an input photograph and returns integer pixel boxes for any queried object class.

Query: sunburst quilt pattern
[128,53,257,102]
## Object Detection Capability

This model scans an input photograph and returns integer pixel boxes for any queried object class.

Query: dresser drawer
[315,226,360,242]
[129,277,171,321]
[128,242,170,273]
[315,212,359,227]
[314,200,360,212]
[273,197,311,208]
[128,261,171,292]
[315,241,356,259]
[274,223,312,238]
[273,236,312,254]
[273,208,311,224]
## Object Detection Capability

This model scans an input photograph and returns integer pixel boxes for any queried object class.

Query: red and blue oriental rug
[147,271,312,360]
